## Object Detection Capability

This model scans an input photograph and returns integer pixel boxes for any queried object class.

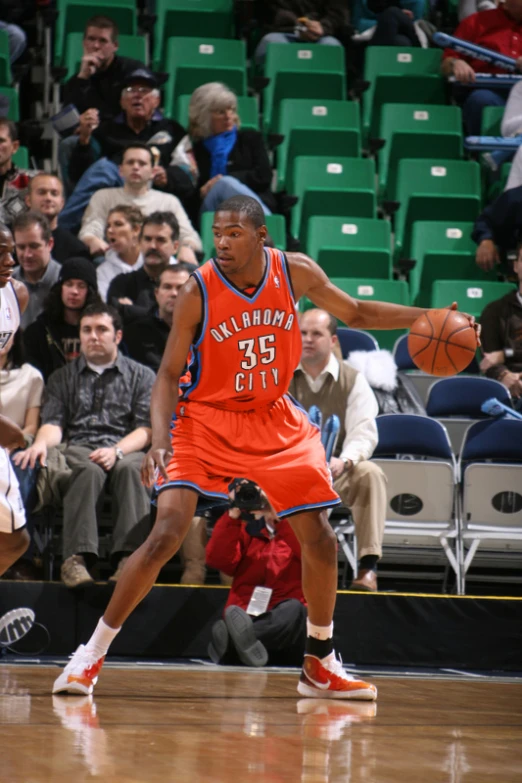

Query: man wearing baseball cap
[60,67,192,233]
[23,257,101,382]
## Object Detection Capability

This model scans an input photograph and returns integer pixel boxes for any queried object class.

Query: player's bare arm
[142,277,202,487]
[287,252,478,335]
[12,279,28,314]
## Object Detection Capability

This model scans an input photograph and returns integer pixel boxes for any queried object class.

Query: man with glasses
[60,69,190,233]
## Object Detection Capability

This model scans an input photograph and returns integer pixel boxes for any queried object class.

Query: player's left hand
[447,302,481,346]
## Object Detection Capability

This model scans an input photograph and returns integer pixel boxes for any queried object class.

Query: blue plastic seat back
[374,414,453,460]
[426,377,512,417]
[460,418,522,462]
[337,327,378,358]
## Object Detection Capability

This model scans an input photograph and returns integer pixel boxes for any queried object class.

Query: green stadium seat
[431,280,516,318]
[153,0,234,70]
[409,221,496,306]
[275,99,360,191]
[162,37,247,119]
[290,157,376,245]
[200,212,286,258]
[175,93,258,130]
[0,30,11,85]
[305,216,391,279]
[0,87,19,121]
[394,159,481,261]
[378,104,463,201]
[262,43,346,133]
[480,105,505,136]
[54,0,137,65]
[63,32,147,80]
[300,277,409,349]
[363,47,444,143]
[12,146,29,169]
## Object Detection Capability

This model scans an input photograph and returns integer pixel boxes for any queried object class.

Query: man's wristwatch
[114,447,124,461]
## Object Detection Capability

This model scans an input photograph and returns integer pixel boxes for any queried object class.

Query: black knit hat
[59,257,97,291]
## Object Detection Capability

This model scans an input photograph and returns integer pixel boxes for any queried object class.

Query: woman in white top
[96,205,144,301]
[0,328,44,577]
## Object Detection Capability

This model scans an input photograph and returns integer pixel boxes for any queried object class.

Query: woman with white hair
[177,82,275,217]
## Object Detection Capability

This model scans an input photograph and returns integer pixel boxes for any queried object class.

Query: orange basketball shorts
[156,394,340,517]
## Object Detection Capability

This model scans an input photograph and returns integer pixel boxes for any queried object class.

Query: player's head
[213,196,267,273]
[0,222,15,289]
[299,309,338,369]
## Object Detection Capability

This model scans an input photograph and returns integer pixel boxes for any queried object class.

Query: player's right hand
[141,446,172,487]
[452,59,475,84]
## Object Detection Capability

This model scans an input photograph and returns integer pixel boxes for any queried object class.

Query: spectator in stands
[24,258,101,382]
[14,303,155,588]
[0,17,26,63]
[25,173,91,264]
[0,120,37,225]
[60,68,189,229]
[79,143,201,261]
[12,212,61,328]
[176,83,275,219]
[96,205,143,301]
[123,265,191,372]
[108,213,196,322]
[206,481,306,666]
[59,15,146,196]
[0,329,43,580]
[479,244,522,399]
[441,0,522,135]
[288,309,386,592]
[472,184,522,271]
[351,0,426,47]
[63,16,145,124]
[254,1,347,62]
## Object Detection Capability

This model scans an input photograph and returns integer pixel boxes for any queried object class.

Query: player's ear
[258,225,268,244]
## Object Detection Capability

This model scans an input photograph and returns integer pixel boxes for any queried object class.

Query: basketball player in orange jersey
[53,196,478,699]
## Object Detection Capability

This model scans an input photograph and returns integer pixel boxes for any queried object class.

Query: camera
[229,479,265,512]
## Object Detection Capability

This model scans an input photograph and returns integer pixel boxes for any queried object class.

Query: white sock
[306,620,333,641]
[84,617,121,659]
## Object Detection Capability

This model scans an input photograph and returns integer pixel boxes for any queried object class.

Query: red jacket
[206,510,305,613]
[444,7,522,74]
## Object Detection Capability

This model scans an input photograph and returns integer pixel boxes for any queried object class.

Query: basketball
[408,309,478,377]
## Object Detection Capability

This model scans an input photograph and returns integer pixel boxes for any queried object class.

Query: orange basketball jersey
[184,248,301,411]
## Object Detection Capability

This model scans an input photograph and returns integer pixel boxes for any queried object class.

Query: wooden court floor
[1,663,521,783]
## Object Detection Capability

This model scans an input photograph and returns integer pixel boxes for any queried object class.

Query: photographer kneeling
[206,479,307,667]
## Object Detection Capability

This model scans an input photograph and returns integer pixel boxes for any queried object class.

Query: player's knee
[143,528,182,566]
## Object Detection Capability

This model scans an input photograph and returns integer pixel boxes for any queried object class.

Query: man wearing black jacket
[24,258,101,382]
[472,185,522,272]
[123,265,191,372]
[62,16,145,124]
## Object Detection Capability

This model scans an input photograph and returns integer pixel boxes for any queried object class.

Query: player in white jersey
[0,223,30,576]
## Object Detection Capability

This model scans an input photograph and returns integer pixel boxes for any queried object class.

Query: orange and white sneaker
[52,645,105,695]
[297,653,377,701]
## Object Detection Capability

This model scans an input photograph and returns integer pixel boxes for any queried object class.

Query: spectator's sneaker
[297,653,377,700]
[52,644,105,695]
[0,607,35,647]
[61,555,94,589]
